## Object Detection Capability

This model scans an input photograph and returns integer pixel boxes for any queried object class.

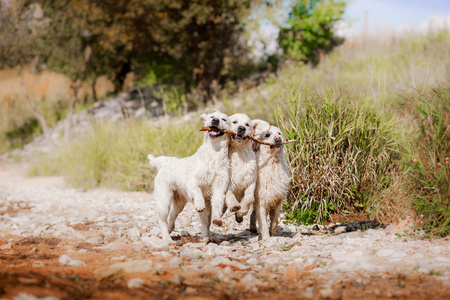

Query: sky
[338,0,450,37]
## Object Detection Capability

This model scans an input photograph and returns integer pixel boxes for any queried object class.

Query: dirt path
[0,162,449,300]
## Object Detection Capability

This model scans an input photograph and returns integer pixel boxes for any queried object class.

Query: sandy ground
[0,162,450,300]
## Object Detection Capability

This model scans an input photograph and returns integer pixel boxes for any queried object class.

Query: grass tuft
[402,87,450,237]
[30,119,203,191]
[277,88,406,224]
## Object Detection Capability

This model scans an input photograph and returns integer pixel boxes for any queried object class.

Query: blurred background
[1,0,449,234]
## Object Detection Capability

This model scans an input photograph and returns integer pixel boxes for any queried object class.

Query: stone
[141,236,169,249]
[169,257,183,268]
[181,230,190,237]
[240,273,262,291]
[127,227,141,239]
[94,259,165,280]
[333,227,346,234]
[0,243,12,250]
[59,255,86,267]
[128,278,145,289]
[304,264,320,271]
[285,265,299,280]
[319,286,343,299]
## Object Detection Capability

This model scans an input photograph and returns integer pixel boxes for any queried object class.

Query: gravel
[1,162,450,298]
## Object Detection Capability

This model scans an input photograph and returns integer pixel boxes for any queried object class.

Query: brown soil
[1,238,449,300]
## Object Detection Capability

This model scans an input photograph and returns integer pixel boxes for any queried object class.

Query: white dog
[225,114,270,222]
[148,110,231,242]
[250,125,290,240]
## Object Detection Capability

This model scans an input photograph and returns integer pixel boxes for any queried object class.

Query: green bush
[277,88,404,224]
[402,87,450,237]
[30,119,204,191]
[278,0,346,65]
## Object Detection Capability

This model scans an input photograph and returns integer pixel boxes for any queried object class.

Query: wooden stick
[200,126,299,146]
[200,126,236,135]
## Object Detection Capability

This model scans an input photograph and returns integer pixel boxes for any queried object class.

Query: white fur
[250,125,290,240]
[225,114,270,221]
[148,110,231,242]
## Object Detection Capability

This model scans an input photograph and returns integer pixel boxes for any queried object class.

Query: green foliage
[278,0,346,64]
[277,88,404,224]
[402,87,450,237]
[30,119,204,191]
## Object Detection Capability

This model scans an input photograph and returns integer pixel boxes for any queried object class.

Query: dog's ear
[200,113,208,121]
[252,119,271,136]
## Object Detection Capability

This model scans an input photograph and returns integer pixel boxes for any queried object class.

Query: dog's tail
[147,154,163,172]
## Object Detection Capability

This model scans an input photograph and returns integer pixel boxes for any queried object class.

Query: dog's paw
[195,205,206,213]
[213,219,223,227]
[249,227,258,233]
[235,214,244,223]
[230,205,241,212]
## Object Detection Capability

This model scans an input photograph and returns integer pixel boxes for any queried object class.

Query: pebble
[59,255,86,267]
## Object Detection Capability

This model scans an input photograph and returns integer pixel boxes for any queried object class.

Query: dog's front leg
[199,199,212,241]
[186,180,206,212]
[236,182,256,219]
[226,189,241,212]
[256,200,270,240]
[210,175,229,227]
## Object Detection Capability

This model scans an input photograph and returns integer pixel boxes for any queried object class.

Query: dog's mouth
[208,127,225,138]
[233,134,246,143]
[270,141,284,149]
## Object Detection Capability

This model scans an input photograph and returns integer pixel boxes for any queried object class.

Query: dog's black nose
[211,117,219,126]
[237,126,245,134]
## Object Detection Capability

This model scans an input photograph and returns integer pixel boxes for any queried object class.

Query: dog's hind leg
[168,192,187,233]
[155,183,174,242]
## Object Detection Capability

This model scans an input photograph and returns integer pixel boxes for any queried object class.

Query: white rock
[59,255,86,267]
[141,236,169,249]
[240,273,262,291]
[169,257,183,268]
[128,227,141,239]
[128,277,145,289]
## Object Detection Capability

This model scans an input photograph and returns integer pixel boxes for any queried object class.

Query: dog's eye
[245,123,249,127]
[232,121,238,124]
[265,133,271,138]
[222,118,226,122]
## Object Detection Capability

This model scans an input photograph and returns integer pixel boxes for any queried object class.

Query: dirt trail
[0,162,449,300]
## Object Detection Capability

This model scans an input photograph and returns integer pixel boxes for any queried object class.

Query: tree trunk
[63,46,92,142]
[63,81,80,142]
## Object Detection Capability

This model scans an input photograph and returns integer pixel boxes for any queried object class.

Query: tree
[278,0,346,65]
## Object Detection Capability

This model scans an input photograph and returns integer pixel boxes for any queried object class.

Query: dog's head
[229,114,270,144]
[257,125,285,153]
[200,109,231,139]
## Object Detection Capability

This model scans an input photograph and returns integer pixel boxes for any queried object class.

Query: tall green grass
[30,119,204,191]
[277,88,406,224]
[402,87,450,237]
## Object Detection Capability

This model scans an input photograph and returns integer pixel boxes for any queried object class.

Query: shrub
[277,88,404,224]
[402,87,450,237]
[278,0,346,65]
